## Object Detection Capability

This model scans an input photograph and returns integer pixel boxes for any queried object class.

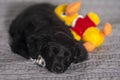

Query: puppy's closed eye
[52,47,59,55]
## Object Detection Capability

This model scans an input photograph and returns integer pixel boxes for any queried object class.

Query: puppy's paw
[30,55,46,67]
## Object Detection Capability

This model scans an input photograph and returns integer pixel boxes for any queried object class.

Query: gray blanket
[0,0,120,80]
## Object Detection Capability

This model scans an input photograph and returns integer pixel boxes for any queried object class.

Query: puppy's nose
[54,64,64,73]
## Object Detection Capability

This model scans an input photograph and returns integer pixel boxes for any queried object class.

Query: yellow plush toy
[54,2,112,52]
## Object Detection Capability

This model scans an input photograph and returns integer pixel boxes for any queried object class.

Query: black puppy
[9,3,88,73]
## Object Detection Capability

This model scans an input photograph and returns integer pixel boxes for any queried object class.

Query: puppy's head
[39,32,88,73]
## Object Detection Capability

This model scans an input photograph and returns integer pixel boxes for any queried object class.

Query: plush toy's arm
[70,29,81,41]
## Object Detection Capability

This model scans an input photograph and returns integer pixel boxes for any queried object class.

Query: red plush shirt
[71,15,96,38]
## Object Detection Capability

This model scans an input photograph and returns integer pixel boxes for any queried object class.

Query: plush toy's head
[54,2,80,26]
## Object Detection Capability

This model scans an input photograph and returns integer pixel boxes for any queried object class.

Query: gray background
[0,0,120,80]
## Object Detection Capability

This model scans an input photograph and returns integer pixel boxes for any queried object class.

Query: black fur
[9,3,88,73]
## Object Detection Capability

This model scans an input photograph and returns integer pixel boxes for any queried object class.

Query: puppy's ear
[27,36,40,59]
[73,42,88,64]
[27,35,52,59]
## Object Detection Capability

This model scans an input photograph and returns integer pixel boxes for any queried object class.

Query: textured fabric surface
[0,0,120,80]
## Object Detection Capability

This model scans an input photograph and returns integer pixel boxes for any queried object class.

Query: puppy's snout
[54,64,64,73]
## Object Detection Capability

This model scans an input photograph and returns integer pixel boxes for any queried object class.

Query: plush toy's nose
[65,1,81,16]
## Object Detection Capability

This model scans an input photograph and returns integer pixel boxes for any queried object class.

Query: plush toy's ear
[73,42,88,63]
[65,1,81,16]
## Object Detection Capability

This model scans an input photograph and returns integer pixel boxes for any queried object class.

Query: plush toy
[54,2,112,52]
